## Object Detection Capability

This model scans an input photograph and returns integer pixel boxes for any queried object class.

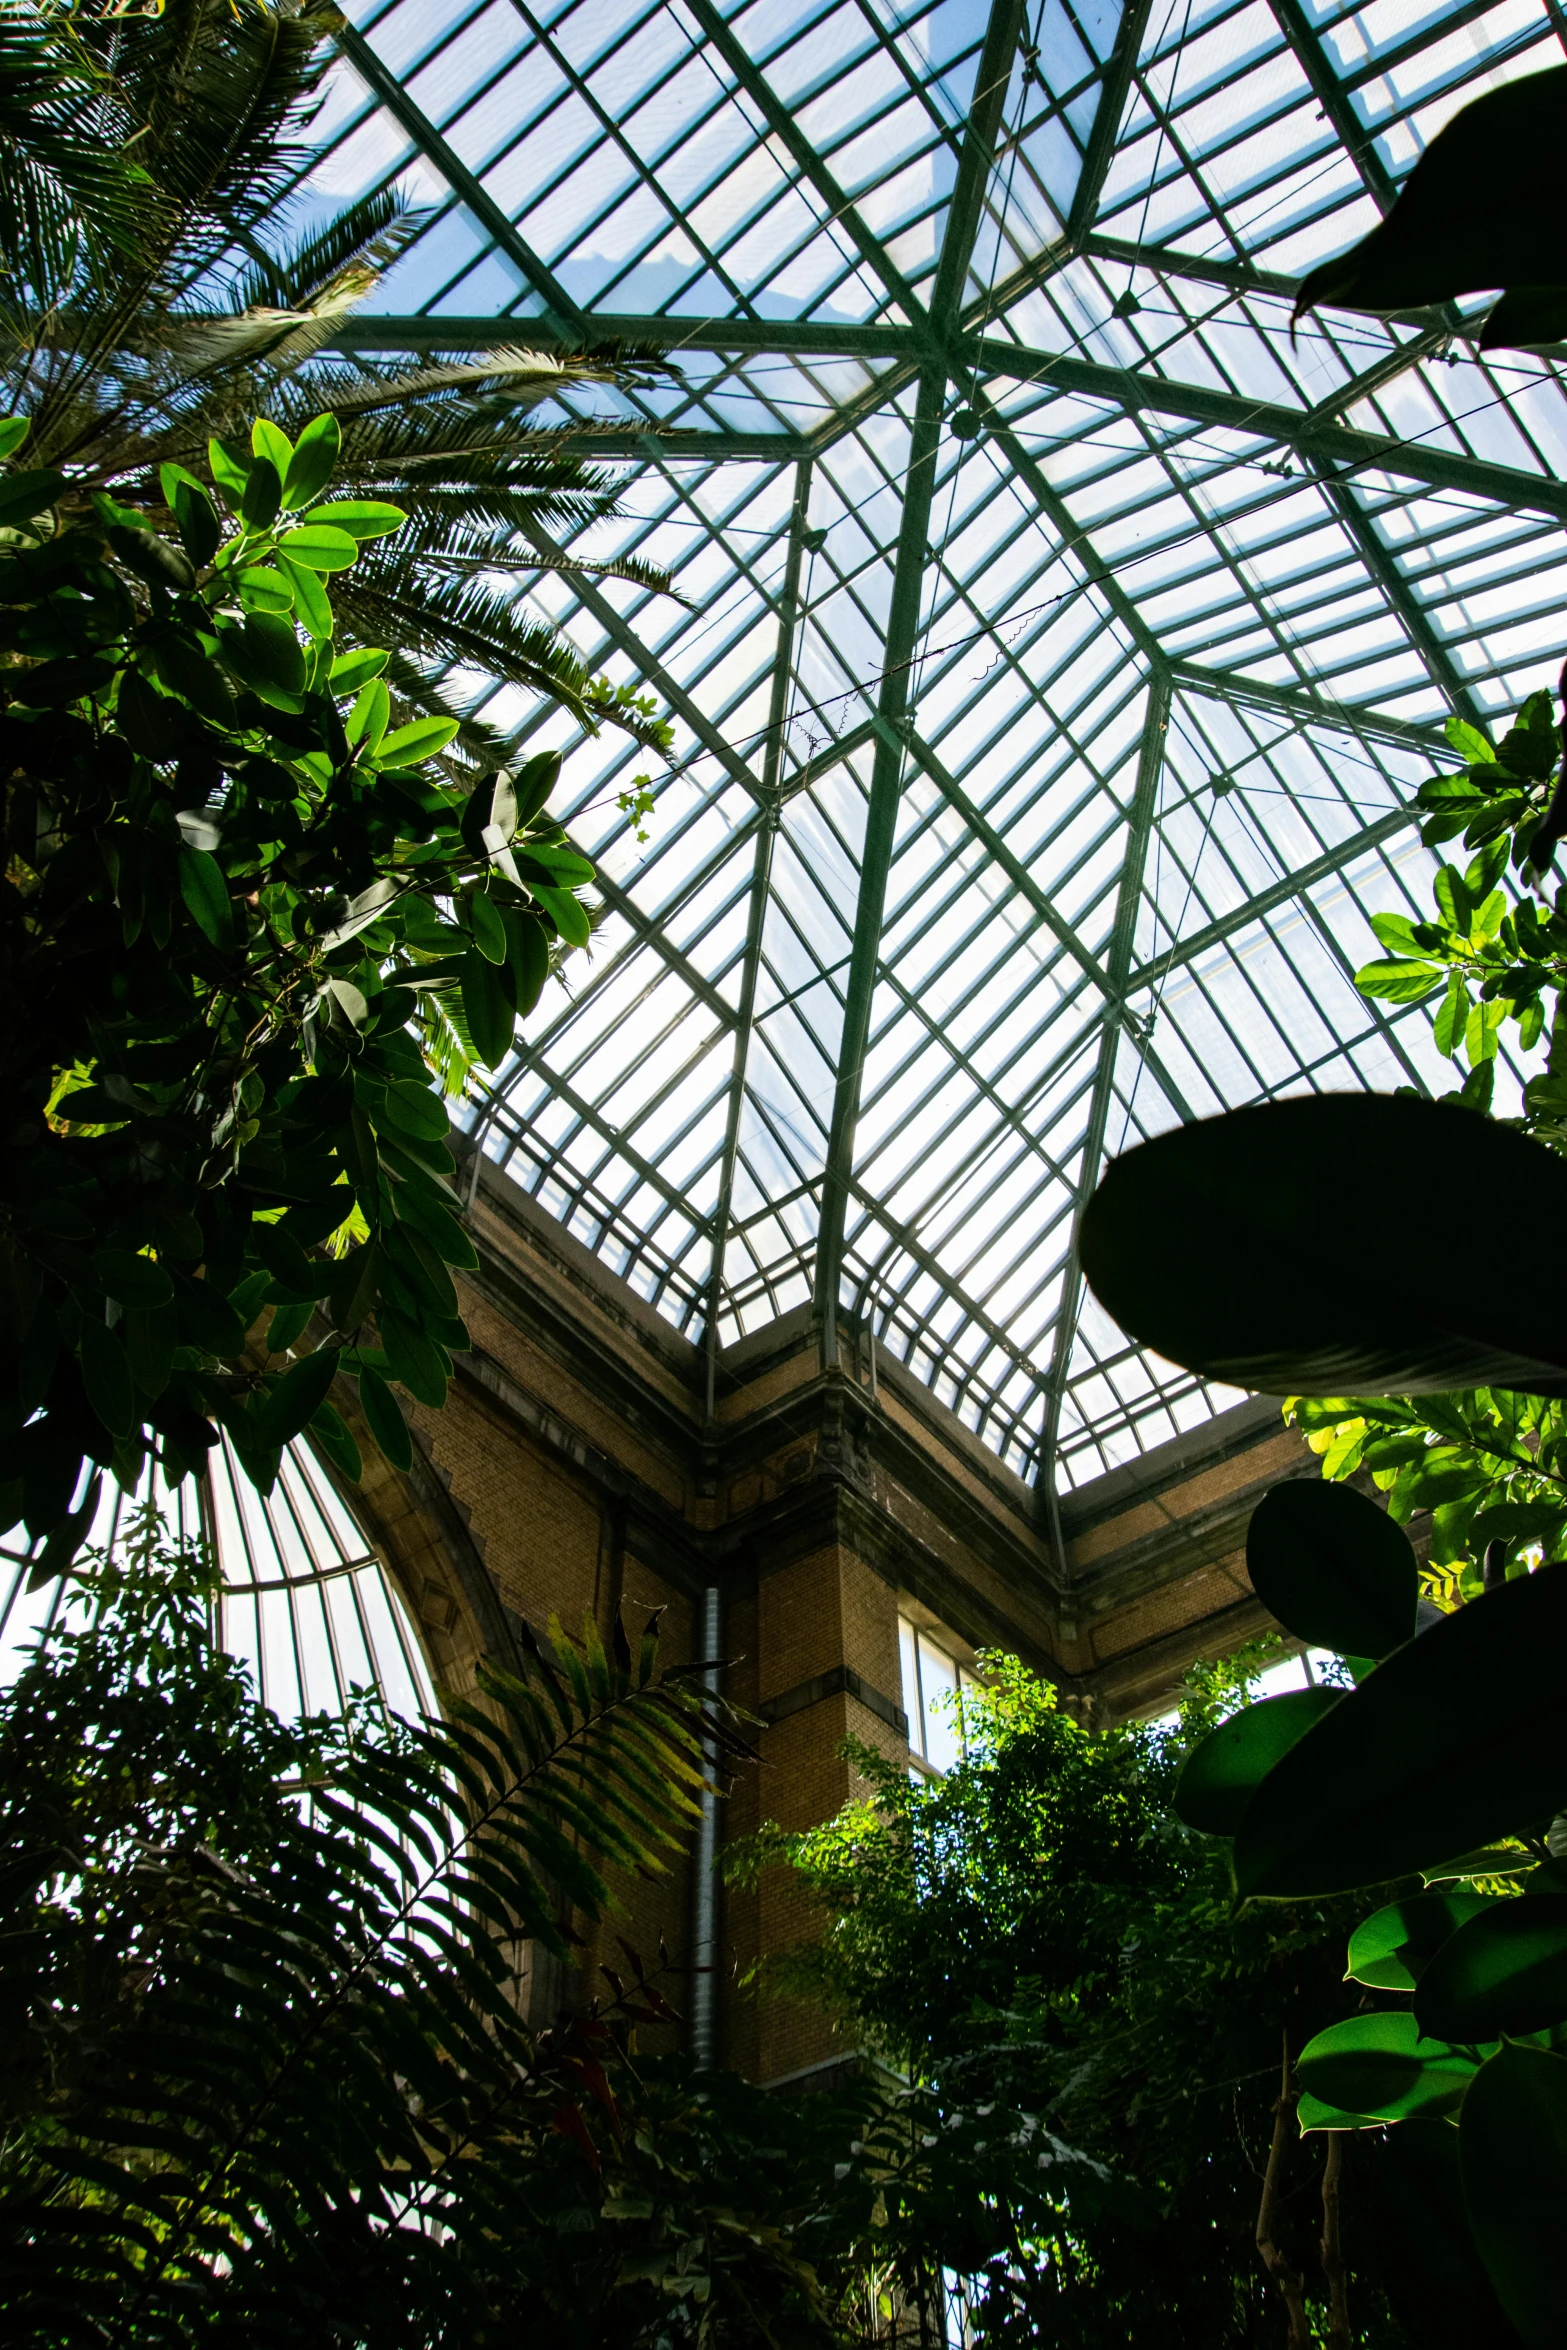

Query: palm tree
[1,0,671,759]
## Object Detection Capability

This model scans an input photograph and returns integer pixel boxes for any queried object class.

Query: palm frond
[234,185,427,312]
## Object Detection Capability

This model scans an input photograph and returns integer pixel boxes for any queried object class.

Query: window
[0,1436,434,1723]
[899,1614,979,1777]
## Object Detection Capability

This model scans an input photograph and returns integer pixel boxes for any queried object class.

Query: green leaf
[79,1317,135,1438]
[1246,1477,1418,1658]
[251,1223,327,1301]
[1234,1566,1567,1898]
[1465,837,1510,898]
[208,435,252,501]
[358,1364,411,1470]
[109,523,195,594]
[377,716,460,766]
[1080,1094,1567,1400]
[241,456,283,534]
[276,524,358,572]
[1435,971,1469,1058]
[178,847,234,952]
[347,676,389,751]
[1297,2010,1481,2123]
[282,413,341,511]
[171,479,220,569]
[1461,2042,1567,2346]
[302,498,404,539]
[506,910,550,1015]
[1449,716,1497,765]
[328,1238,379,1337]
[307,1398,362,1483]
[0,468,64,529]
[0,416,29,460]
[276,552,332,639]
[375,1079,450,1144]
[235,564,293,615]
[329,646,389,694]
[470,889,508,965]
[172,1271,246,1358]
[514,749,561,826]
[379,1309,448,1409]
[250,1346,341,1450]
[459,947,515,1069]
[1354,955,1444,1004]
[1434,866,1474,931]
[1418,1895,1567,2040]
[530,881,591,948]
[1172,1688,1340,1834]
[1346,1889,1497,1992]
[252,417,294,474]
[1297,2091,1379,2133]
[89,1249,174,1312]
[220,611,305,703]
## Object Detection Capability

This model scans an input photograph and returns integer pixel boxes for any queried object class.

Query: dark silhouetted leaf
[1296,67,1567,339]
[1297,2010,1481,2123]
[1081,1095,1567,1398]
[1247,1477,1418,1657]
[1234,1567,1567,1898]
[1461,2042,1567,2347]
[1346,1888,1496,1992]
[358,1364,411,1470]
[1173,1688,1340,1835]
[1418,1895,1567,2040]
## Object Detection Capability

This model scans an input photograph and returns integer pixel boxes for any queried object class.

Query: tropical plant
[0,1516,838,2344]
[0,406,602,1564]
[1080,1085,1567,2343]
[0,2,146,307]
[1,0,675,761]
[732,1655,1411,2347]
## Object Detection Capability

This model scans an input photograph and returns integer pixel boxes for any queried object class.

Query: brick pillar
[722,1534,906,2083]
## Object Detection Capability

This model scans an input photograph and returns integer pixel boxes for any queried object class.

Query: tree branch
[1320,2128,1352,2346]
[1256,2030,1314,2350]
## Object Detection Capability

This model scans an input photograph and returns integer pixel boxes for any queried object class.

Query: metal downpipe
[687,1582,723,2067]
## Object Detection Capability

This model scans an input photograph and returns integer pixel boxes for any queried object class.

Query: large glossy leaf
[1418,1895,1567,2041]
[1080,1095,1567,1397]
[1367,2121,1528,2348]
[1173,1688,1340,1834]
[1234,1567,1567,1898]
[1247,1477,1417,1656]
[1346,1889,1497,1992]
[1298,2011,1482,2122]
[1295,68,1567,344]
[1461,2043,1567,2347]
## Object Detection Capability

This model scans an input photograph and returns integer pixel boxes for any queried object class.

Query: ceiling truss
[325,0,1567,1497]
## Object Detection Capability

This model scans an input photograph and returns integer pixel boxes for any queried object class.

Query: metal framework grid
[308,0,1567,1492]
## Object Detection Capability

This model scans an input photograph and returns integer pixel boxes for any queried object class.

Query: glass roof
[1,1441,434,1722]
[309,0,1567,1491]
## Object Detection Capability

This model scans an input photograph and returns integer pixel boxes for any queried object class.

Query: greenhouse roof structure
[312,0,1567,1493]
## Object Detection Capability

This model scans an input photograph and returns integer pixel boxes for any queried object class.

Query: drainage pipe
[687,1581,723,2067]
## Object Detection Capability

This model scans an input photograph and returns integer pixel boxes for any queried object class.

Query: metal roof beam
[970,342,1567,521]
[1068,0,1157,244]
[680,0,928,324]
[704,460,812,1414]
[335,27,585,332]
[813,367,946,1361]
[523,521,771,805]
[1041,668,1171,1485]
[1270,0,1397,210]
[1314,471,1484,725]
[1167,659,1447,752]
[932,0,1029,325]
[815,0,1026,1364]
[1123,802,1420,995]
